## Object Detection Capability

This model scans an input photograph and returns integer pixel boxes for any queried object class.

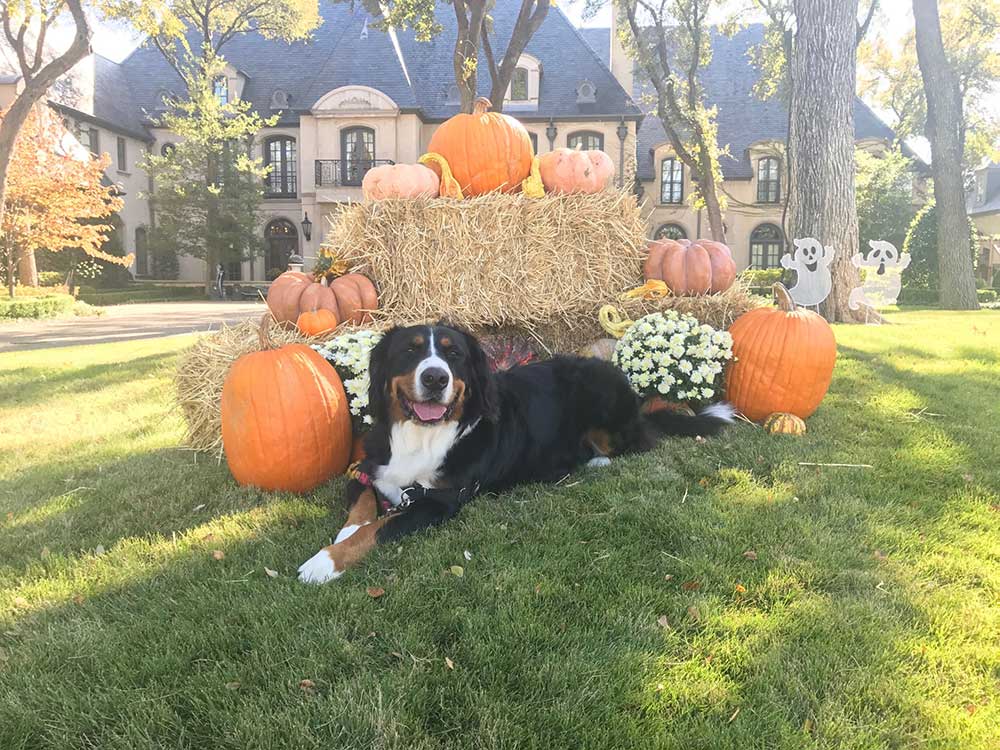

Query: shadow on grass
[0,352,178,409]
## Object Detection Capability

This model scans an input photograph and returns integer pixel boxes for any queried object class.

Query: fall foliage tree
[0,0,92,287]
[1,105,126,297]
[350,0,550,114]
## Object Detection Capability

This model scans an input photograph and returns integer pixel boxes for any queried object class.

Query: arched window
[757,157,781,203]
[135,227,148,277]
[264,136,297,197]
[567,130,603,151]
[750,223,785,269]
[660,157,683,204]
[214,77,229,106]
[341,126,375,186]
[511,67,529,101]
[654,223,687,241]
[264,219,298,279]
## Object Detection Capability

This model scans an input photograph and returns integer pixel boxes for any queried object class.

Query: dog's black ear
[367,327,397,426]
[461,328,499,424]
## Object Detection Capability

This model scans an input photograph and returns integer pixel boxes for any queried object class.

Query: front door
[265,219,298,279]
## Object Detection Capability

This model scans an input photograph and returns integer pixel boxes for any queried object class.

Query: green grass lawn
[2,311,998,749]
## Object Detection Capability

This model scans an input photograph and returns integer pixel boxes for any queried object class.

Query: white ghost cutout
[849,240,910,310]
[781,237,835,307]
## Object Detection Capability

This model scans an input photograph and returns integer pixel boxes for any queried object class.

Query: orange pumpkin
[267,271,378,325]
[538,148,615,194]
[221,315,352,493]
[296,308,339,337]
[644,238,737,295]
[427,97,532,196]
[362,163,440,200]
[725,284,837,422]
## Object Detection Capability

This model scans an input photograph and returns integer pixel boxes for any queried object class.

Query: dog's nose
[420,367,450,392]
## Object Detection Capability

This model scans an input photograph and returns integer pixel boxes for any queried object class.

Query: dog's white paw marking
[587,456,612,468]
[297,548,342,584]
[701,402,736,422]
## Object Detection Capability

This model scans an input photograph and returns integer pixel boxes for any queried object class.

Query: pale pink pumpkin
[361,163,440,200]
[537,148,615,194]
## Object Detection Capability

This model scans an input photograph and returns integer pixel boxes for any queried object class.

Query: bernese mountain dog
[298,323,734,583]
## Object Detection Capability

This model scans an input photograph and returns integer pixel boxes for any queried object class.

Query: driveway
[0,301,265,352]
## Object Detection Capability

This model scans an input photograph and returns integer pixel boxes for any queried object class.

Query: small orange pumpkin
[362,163,440,200]
[427,97,532,196]
[538,148,615,194]
[267,271,378,325]
[644,238,737,295]
[725,284,837,422]
[296,308,339,337]
[221,314,352,493]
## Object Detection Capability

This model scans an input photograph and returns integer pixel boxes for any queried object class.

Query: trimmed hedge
[897,288,999,306]
[0,293,75,319]
[77,285,207,305]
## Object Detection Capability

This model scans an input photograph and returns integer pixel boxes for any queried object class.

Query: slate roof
[578,28,611,68]
[114,1,639,130]
[969,163,1000,216]
[92,54,149,139]
[635,24,898,181]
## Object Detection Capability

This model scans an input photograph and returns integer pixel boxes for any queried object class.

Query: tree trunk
[484,0,549,114]
[451,1,488,113]
[696,141,726,242]
[912,0,979,309]
[17,248,38,287]
[788,0,863,322]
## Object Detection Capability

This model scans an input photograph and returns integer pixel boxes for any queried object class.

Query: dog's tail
[643,402,736,438]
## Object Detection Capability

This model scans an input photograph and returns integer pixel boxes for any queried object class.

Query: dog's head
[367,323,498,428]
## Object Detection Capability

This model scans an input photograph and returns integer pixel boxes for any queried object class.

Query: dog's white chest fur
[374,421,459,506]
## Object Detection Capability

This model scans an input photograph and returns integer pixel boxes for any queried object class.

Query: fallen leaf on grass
[698,477,710,488]
[94,545,105,557]
[72,594,85,606]
[445,657,455,670]
[202,533,216,542]
[873,549,887,561]
[803,717,815,734]
[663,574,674,581]
[728,706,740,723]
[366,587,385,599]
[450,565,464,578]
[193,504,206,512]
[687,606,701,622]
[965,703,977,715]
[225,681,241,691]
[463,550,472,561]
[13,596,28,609]
[656,615,670,630]
[534,583,542,594]
[40,547,50,559]
[681,580,701,591]
[299,679,315,693]
[743,550,757,561]
[734,584,747,594]
[212,550,225,561]
[264,568,279,578]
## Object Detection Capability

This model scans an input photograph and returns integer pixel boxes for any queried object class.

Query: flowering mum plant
[611,311,733,405]
[312,329,383,430]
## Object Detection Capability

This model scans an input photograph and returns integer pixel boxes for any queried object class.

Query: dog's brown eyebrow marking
[412,335,425,346]
[438,336,452,347]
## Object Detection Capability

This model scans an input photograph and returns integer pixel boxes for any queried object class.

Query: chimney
[609,8,633,96]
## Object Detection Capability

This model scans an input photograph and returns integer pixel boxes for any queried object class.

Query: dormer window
[270,89,289,110]
[505,54,540,108]
[214,77,229,106]
[576,80,596,104]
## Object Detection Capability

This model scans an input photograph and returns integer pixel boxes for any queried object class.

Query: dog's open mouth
[401,396,453,424]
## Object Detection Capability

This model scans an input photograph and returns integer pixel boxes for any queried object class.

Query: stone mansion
[1,2,901,283]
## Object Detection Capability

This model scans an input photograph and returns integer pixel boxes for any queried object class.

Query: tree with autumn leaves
[1,105,126,296]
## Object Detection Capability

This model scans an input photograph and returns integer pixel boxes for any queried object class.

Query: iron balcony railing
[314,159,394,187]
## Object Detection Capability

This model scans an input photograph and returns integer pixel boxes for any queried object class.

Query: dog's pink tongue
[412,401,447,422]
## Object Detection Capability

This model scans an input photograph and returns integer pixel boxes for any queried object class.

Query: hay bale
[619,277,767,331]
[175,317,381,454]
[325,189,647,349]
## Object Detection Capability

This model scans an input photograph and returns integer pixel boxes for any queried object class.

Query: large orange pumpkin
[644,238,737,295]
[221,315,352,492]
[267,271,378,325]
[427,97,532,196]
[725,284,837,422]
[538,148,615,194]
[362,163,439,200]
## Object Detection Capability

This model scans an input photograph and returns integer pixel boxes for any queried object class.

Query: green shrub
[902,203,979,290]
[37,271,65,287]
[740,268,785,288]
[0,293,75,319]
[898,288,939,306]
[977,289,998,304]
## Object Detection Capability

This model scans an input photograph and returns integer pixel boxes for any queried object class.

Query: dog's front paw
[297,547,343,584]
